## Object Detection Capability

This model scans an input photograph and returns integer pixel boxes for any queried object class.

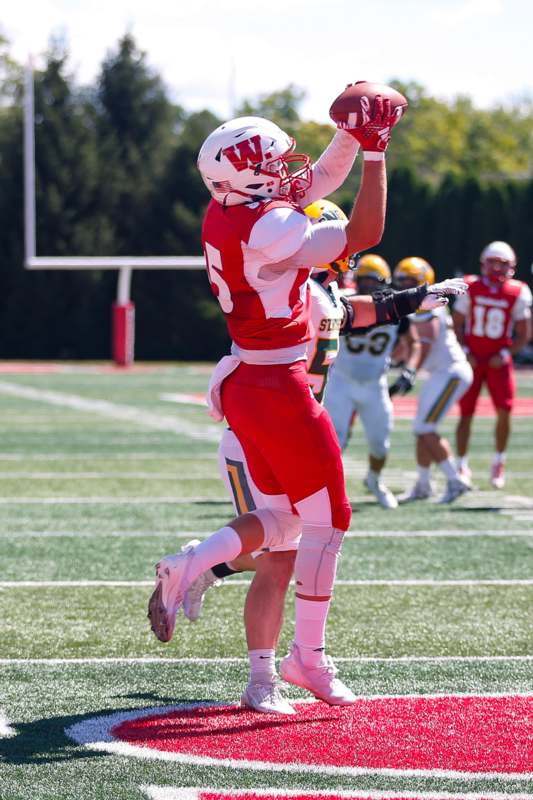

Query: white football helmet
[197,116,311,206]
[480,241,516,284]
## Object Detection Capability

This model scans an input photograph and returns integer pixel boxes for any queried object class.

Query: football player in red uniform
[180,206,466,715]
[453,242,532,488]
[147,98,398,706]
[148,97,464,709]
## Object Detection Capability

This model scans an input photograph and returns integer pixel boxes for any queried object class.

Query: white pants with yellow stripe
[217,427,301,556]
[413,362,473,435]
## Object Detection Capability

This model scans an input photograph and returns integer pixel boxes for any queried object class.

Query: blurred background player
[452,241,532,489]
[395,257,473,504]
[324,254,420,509]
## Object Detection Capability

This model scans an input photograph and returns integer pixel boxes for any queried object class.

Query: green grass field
[0,364,532,800]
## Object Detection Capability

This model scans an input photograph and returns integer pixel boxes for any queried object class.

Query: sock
[248,649,276,683]
[456,456,468,470]
[294,597,330,667]
[367,468,380,481]
[212,562,239,579]
[417,465,431,484]
[185,526,241,586]
[438,457,459,480]
[493,452,506,465]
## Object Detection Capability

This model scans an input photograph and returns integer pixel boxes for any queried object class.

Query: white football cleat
[457,464,472,486]
[148,542,197,643]
[490,462,505,489]
[182,541,220,622]
[438,477,471,504]
[364,473,398,509]
[397,480,434,504]
[241,680,296,715]
[280,643,356,706]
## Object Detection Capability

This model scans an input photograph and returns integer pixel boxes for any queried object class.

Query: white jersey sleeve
[249,206,347,272]
[512,283,533,320]
[452,292,470,316]
[248,206,309,261]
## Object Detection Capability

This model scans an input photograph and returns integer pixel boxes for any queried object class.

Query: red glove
[343,96,403,152]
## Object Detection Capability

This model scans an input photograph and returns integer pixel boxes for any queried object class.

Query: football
[329,81,408,128]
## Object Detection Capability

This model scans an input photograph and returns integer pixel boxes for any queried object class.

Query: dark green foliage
[0,36,531,359]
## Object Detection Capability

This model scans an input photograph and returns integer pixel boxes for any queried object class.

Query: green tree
[95,33,181,254]
[236,84,305,131]
[388,80,533,182]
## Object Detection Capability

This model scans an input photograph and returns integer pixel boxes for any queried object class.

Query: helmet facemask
[481,257,515,285]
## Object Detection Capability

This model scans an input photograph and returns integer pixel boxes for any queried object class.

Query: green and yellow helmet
[353,253,391,284]
[304,199,349,274]
[393,256,435,287]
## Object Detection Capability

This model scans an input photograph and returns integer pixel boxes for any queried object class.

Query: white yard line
[0,713,15,737]
[0,497,229,504]
[0,656,532,665]
[0,579,531,588]
[0,453,217,460]
[0,472,213,479]
[5,471,533,479]
[1,495,530,507]
[1,529,532,539]
[0,380,221,442]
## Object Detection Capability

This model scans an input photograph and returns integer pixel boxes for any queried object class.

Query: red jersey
[201,198,311,356]
[457,275,532,360]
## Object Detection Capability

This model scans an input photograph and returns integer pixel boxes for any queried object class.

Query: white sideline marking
[0,472,216,480]
[0,579,531,588]
[0,380,221,442]
[160,392,206,407]
[142,787,533,800]
[0,497,230,505]
[0,453,217,460]
[1,529,531,539]
[1,656,532,665]
[65,697,533,781]
[0,494,531,510]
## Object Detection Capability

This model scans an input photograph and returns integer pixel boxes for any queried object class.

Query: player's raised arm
[329,83,407,255]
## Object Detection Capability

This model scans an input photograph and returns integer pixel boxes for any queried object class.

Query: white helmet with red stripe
[480,241,516,284]
[197,116,312,207]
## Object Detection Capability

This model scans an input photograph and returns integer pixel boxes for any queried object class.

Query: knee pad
[294,526,345,598]
[252,508,301,549]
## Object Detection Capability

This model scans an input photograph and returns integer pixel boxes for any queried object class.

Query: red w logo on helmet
[221,135,264,172]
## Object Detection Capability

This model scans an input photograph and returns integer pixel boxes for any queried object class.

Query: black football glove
[389,367,416,396]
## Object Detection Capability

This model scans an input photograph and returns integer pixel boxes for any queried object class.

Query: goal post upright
[24,57,36,264]
[22,60,206,366]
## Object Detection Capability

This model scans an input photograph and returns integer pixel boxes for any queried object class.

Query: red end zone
[98,695,533,779]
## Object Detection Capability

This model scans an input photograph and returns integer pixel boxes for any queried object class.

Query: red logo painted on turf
[142,789,490,800]
[107,695,533,776]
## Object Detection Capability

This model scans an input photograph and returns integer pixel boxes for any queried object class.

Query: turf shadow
[0,698,206,766]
